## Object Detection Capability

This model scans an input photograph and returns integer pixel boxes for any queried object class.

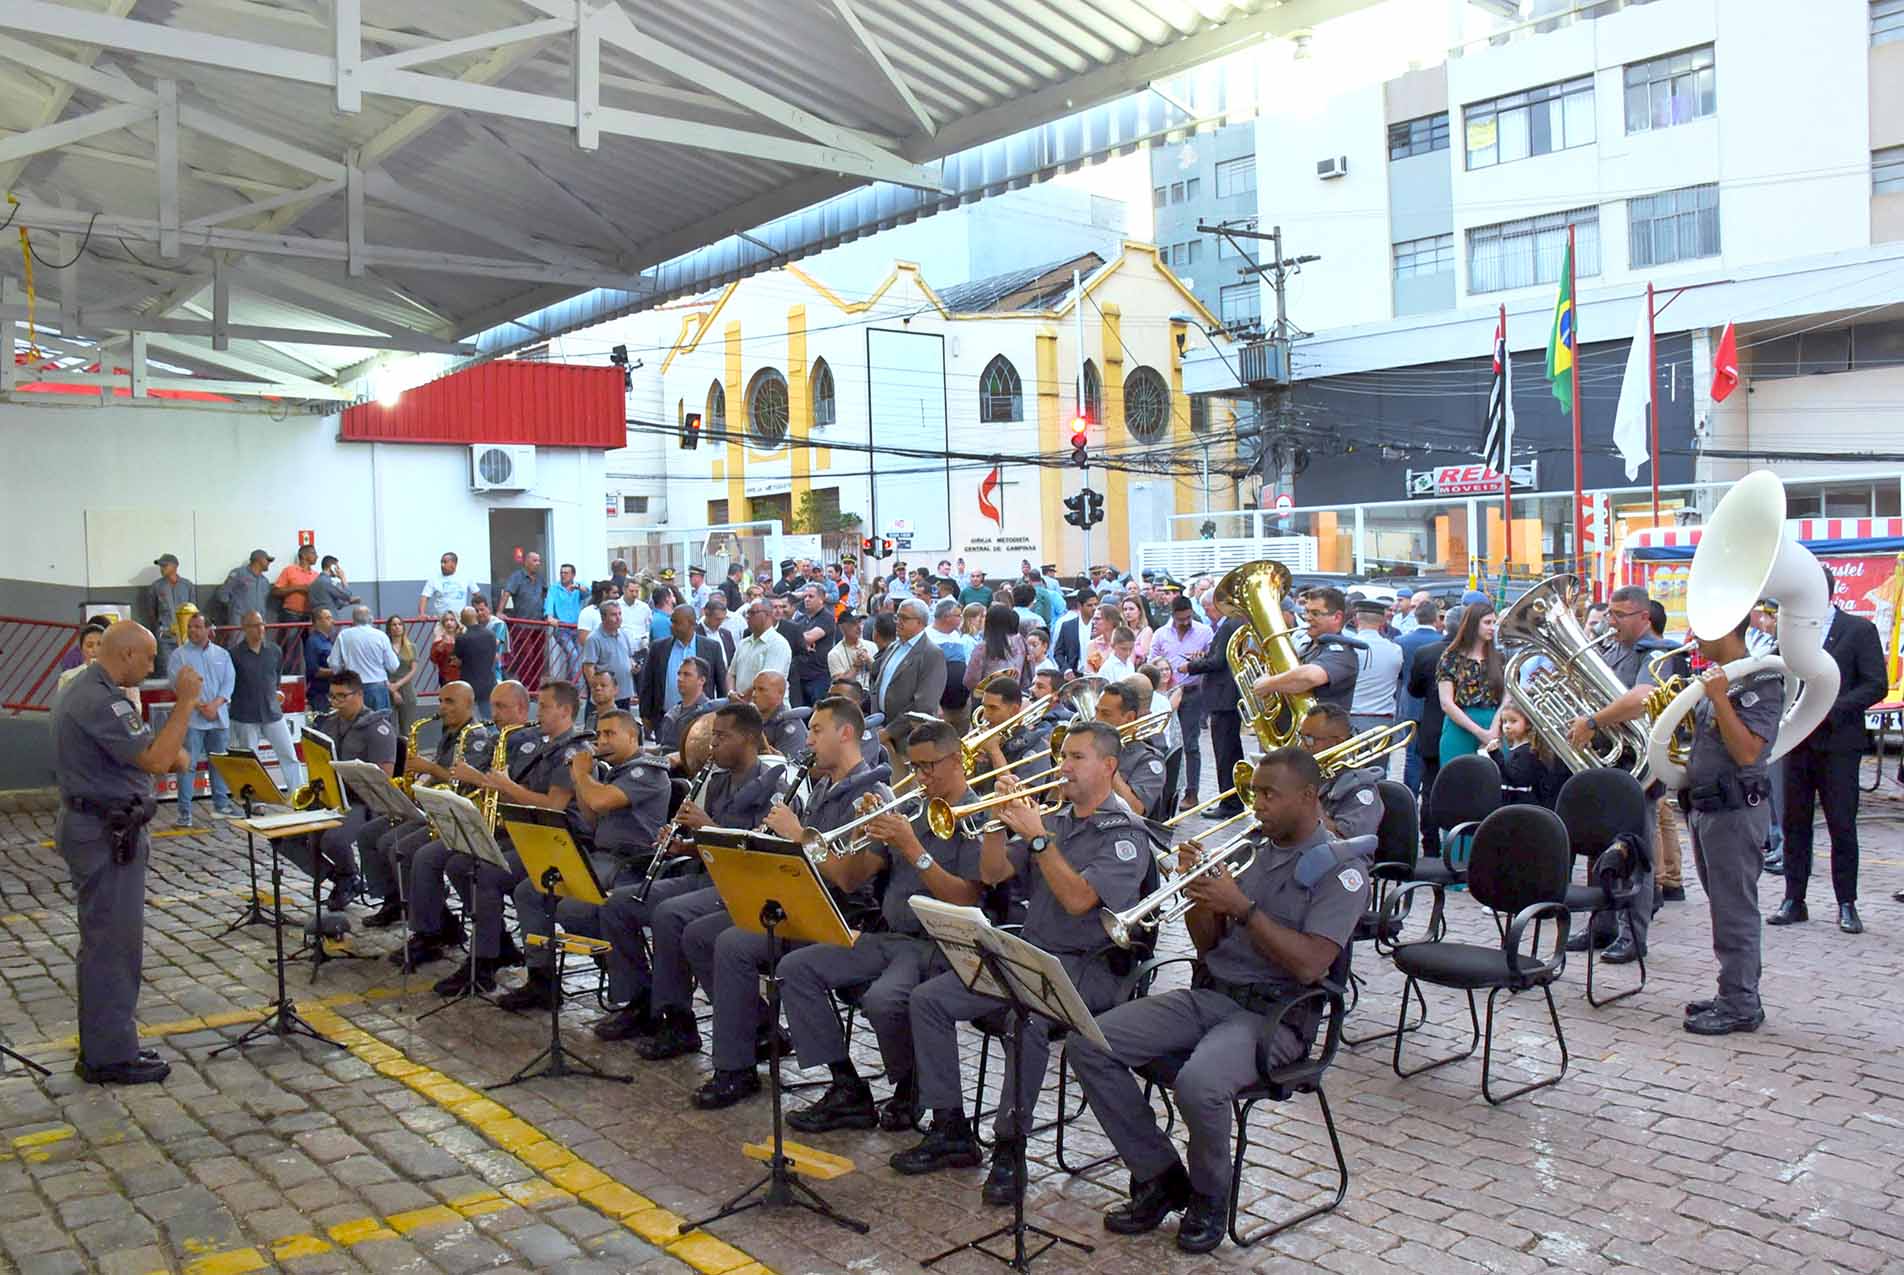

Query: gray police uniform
[687,762,892,1072]
[1605,638,1661,953]
[911,796,1148,1137]
[406,726,543,952]
[1307,636,1360,712]
[1684,667,1783,1018]
[1117,738,1168,817]
[53,666,161,1068]
[1066,820,1370,1197]
[762,707,809,759]
[1320,764,1384,841]
[1000,718,1055,782]
[513,753,672,990]
[370,722,495,903]
[779,790,985,1076]
[284,708,398,887]
[149,574,195,665]
[599,758,783,1008]
[657,695,720,753]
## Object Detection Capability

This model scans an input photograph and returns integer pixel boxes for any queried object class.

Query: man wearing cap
[828,611,878,692]
[772,559,801,597]
[272,543,320,626]
[1393,587,1419,635]
[1347,598,1405,781]
[216,551,275,632]
[147,554,195,668]
[686,565,711,611]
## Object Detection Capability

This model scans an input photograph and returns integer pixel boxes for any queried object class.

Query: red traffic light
[1069,420,1088,449]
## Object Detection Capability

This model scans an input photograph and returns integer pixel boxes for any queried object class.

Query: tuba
[1500,574,1655,781]
[1216,560,1311,751]
[1646,471,1840,790]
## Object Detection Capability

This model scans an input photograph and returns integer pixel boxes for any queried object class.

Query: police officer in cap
[1065,746,1370,1252]
[1679,615,1785,1036]
[54,621,202,1084]
[1299,703,1385,840]
[1095,678,1167,817]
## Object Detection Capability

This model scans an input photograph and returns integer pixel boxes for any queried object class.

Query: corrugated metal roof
[340,361,624,448]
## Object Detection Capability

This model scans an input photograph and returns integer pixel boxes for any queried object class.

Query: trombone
[1158,760,1254,829]
[1311,720,1416,779]
[1101,825,1259,948]
[926,775,1069,840]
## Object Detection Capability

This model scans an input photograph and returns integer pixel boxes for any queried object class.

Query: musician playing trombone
[891,721,1147,1208]
[1095,679,1168,818]
[1298,704,1385,841]
[1064,747,1370,1254]
[973,676,1054,784]
[781,718,988,1135]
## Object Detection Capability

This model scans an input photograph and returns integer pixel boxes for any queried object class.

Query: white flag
[1612,302,1651,480]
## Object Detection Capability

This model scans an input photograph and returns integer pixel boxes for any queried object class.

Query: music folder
[208,749,284,808]
[299,728,348,813]
[697,827,854,948]
[332,759,416,821]
[504,807,606,908]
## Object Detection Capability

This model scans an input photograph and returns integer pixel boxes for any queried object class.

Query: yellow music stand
[299,728,347,813]
[209,749,286,933]
[494,805,629,1089]
[680,829,864,1237]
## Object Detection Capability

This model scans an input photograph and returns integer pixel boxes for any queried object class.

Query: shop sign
[1406,460,1537,498]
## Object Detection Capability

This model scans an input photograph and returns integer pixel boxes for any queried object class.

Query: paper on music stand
[332,759,417,821]
[910,897,1111,1052]
[908,898,1009,1000]
[412,786,511,870]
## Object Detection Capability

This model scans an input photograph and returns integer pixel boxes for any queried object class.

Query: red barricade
[0,617,84,712]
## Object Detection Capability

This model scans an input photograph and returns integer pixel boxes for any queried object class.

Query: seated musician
[1298,704,1384,841]
[975,675,1054,784]
[366,681,490,935]
[596,703,781,1047]
[1249,585,1360,712]
[1031,668,1069,719]
[782,718,987,1134]
[1094,679,1167,817]
[656,656,720,758]
[751,670,809,758]
[1064,746,1369,1253]
[283,669,396,911]
[892,721,1147,1207]
[494,708,672,1012]
[686,696,892,1110]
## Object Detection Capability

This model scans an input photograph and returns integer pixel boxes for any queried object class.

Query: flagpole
[1500,302,1513,572]
[1647,280,1660,529]
[1569,222,1584,584]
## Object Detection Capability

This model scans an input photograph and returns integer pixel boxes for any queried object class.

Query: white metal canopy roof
[0,0,1366,405]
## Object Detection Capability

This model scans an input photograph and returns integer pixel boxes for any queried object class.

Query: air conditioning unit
[470,444,536,491]
[1316,155,1348,180]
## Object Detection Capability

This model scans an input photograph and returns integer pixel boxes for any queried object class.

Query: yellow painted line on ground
[5,985,410,1059]
[0,1123,76,1164]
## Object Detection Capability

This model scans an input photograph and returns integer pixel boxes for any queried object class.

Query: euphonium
[1500,574,1655,781]
[396,714,439,798]
[1216,559,1311,751]
[959,687,1057,770]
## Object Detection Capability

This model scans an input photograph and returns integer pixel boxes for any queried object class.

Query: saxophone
[479,724,527,832]
[396,714,439,798]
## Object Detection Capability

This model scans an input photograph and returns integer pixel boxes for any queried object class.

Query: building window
[706,380,726,430]
[979,354,1022,422]
[1170,242,1198,268]
[1219,282,1261,328]
[622,495,649,514]
[1464,76,1594,170]
[1170,181,1185,203]
[1875,0,1904,45]
[1153,185,1168,208]
[1877,146,1904,195]
[707,499,730,524]
[1393,233,1455,278]
[747,367,789,445]
[1624,45,1715,134]
[1079,360,1103,425]
[1217,236,1256,261]
[1184,177,1200,201]
[1190,395,1211,434]
[1214,155,1257,199]
[1387,112,1449,160]
[1629,183,1720,267]
[1467,206,1601,294]
[1123,366,1171,441]
[810,357,836,426]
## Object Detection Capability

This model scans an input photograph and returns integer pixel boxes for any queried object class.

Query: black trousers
[1781,744,1861,903]
[1207,707,1244,810]
[1175,685,1208,799]
[1418,755,1441,856]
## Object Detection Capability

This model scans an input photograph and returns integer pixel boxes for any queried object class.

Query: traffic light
[681,411,702,450]
[861,535,878,559]
[1069,419,1089,468]
[1083,488,1104,529]
[880,537,896,559]
[1062,492,1088,529]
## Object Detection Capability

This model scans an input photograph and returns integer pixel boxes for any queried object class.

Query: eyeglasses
[912,752,960,773]
[1607,608,1645,621]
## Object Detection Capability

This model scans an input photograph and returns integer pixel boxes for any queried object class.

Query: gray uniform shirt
[593,756,673,854]
[702,759,783,830]
[1320,765,1385,841]
[1308,639,1360,711]
[1605,639,1661,692]
[1685,668,1785,789]
[217,566,272,626]
[1117,738,1167,815]
[657,695,718,753]
[53,665,153,801]
[1010,796,1148,954]
[763,708,809,760]
[311,708,398,768]
[149,574,196,638]
[877,789,983,934]
[1201,819,1371,997]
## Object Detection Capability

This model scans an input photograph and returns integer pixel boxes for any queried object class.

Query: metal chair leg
[1344,977,1427,1049]
[1227,1086,1349,1248]
[1392,981,1480,1080]
[1584,910,1646,1008]
[1481,984,1569,1106]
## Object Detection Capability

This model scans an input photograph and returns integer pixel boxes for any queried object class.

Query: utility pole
[1075,267,1091,571]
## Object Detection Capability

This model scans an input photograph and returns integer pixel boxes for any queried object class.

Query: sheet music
[908,898,1010,999]
[238,810,342,834]
[412,787,511,869]
[908,897,1110,1051]
[332,759,417,820]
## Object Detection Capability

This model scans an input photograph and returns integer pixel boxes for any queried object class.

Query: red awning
[341,360,625,449]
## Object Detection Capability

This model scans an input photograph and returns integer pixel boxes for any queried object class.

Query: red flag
[1710,321,1739,403]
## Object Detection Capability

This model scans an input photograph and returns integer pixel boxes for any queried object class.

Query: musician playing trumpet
[781,719,988,1135]
[974,676,1055,784]
[1065,747,1370,1254]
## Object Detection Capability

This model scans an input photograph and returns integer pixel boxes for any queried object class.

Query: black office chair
[1385,805,1572,1105]
[1344,780,1428,1047]
[1424,753,1501,880]
[1156,745,1185,821]
[1553,769,1650,1007]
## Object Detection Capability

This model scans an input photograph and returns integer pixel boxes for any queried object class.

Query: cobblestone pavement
[3,785,1903,1275]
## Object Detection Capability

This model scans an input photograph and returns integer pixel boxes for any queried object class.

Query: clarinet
[638,760,715,902]
[764,749,820,830]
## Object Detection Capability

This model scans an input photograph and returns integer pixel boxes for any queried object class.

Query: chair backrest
[1466,806,1571,915]
[1429,753,1502,832]
[1157,746,1185,821]
[1373,780,1420,869]
[1553,768,1647,860]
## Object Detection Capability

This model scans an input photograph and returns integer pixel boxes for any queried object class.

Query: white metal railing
[1136,535,1317,580]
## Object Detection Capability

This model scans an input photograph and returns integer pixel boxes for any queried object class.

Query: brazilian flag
[1545,240,1575,413]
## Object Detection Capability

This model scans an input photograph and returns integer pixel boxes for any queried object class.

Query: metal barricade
[0,617,85,712]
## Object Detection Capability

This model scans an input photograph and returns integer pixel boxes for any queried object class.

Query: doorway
[488,508,551,603]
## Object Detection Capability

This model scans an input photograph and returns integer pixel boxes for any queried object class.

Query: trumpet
[926,774,1068,840]
[800,790,924,861]
[1311,720,1416,778]
[1101,826,1259,948]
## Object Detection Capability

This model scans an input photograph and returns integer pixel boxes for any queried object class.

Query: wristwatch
[1027,835,1051,856]
[914,851,935,872]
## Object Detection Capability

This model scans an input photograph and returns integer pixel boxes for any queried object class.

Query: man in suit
[872,598,947,763]
[1772,565,1887,935]
[1050,590,1097,678]
[1407,606,1457,857]
[638,606,728,739]
[1186,595,1245,818]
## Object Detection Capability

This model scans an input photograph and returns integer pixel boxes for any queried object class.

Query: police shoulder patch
[1356,788,1375,806]
[110,698,138,721]
[1337,867,1364,892]
[1114,839,1139,863]
[376,722,392,736]
[1148,757,1164,775]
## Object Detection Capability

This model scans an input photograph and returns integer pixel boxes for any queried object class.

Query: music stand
[299,728,348,813]
[912,897,1102,1273]
[677,828,868,1238]
[212,809,345,1056]
[412,787,512,1020]
[493,806,629,1089]
[208,750,285,934]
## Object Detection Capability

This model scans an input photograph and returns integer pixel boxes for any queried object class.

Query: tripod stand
[218,789,276,936]
[490,858,629,1089]
[212,813,345,1056]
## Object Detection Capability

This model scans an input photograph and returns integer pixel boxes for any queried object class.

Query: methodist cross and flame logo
[978,464,1003,527]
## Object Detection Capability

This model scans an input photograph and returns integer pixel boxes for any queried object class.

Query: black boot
[363,898,405,929]
[495,969,559,1013]
[877,1074,918,1133]
[1104,1161,1192,1234]
[636,1008,702,1061]
[1839,903,1863,934]
[1176,1191,1227,1253]
[432,957,498,998]
[1601,936,1642,965]
[325,873,364,912]
[788,1077,877,1133]
[890,1114,981,1175]
[1767,899,1808,926]
[690,1068,761,1110]
[593,994,655,1042]
[981,1139,1023,1206]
